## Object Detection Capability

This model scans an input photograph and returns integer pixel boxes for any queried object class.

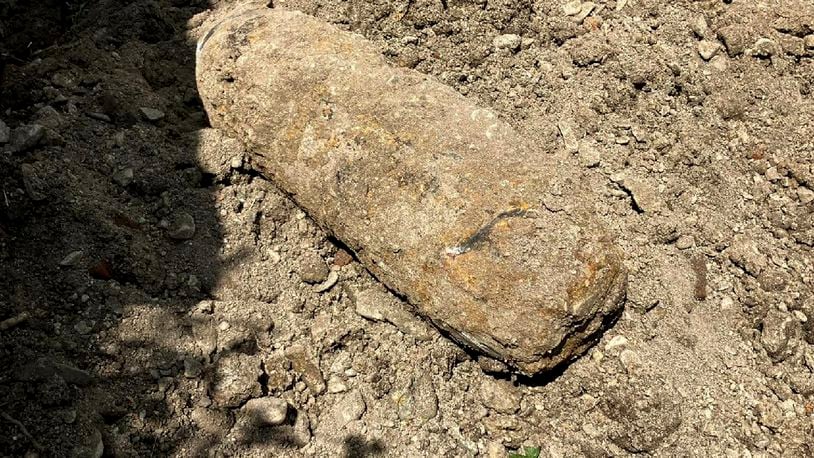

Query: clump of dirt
[1,0,813,456]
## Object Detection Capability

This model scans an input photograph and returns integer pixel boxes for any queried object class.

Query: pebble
[74,320,93,335]
[764,166,780,181]
[167,212,196,240]
[698,40,721,61]
[230,156,243,169]
[285,344,326,394]
[675,235,694,250]
[578,143,601,168]
[0,119,9,143]
[563,0,582,16]
[752,38,776,58]
[314,270,339,293]
[21,163,47,201]
[351,285,432,340]
[479,378,520,414]
[10,124,45,152]
[60,250,84,267]
[493,34,522,52]
[210,353,264,407]
[299,254,330,284]
[575,2,596,24]
[87,112,112,122]
[761,310,799,362]
[242,397,289,426]
[327,375,348,393]
[797,187,814,204]
[805,35,814,50]
[720,296,735,310]
[619,349,640,373]
[334,390,366,428]
[557,121,579,153]
[140,107,165,122]
[112,167,134,187]
[605,335,629,351]
[183,357,203,378]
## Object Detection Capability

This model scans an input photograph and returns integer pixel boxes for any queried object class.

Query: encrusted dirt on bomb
[196,8,627,375]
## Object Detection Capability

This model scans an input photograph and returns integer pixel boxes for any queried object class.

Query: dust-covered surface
[1,0,813,456]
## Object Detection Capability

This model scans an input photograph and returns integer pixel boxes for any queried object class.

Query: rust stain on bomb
[196,7,627,375]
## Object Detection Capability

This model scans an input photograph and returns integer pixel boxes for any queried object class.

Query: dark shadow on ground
[0,0,295,455]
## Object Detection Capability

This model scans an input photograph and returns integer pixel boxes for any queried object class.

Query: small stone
[0,119,9,143]
[479,378,520,414]
[60,250,84,267]
[797,187,814,204]
[333,390,366,428]
[230,156,243,169]
[558,121,579,153]
[21,163,47,201]
[285,344,326,394]
[350,285,432,340]
[242,397,289,426]
[805,35,814,50]
[691,16,709,38]
[619,349,640,373]
[794,311,808,323]
[493,34,522,52]
[765,166,781,181]
[605,335,629,351]
[140,107,165,121]
[698,40,721,61]
[74,320,93,335]
[761,309,800,362]
[675,235,694,250]
[718,25,750,57]
[485,441,506,458]
[112,167,134,187]
[314,270,339,293]
[752,38,776,58]
[575,2,596,24]
[299,254,329,284]
[87,112,112,122]
[720,296,734,310]
[167,212,196,240]
[563,0,582,16]
[9,124,45,152]
[327,375,348,393]
[210,353,263,407]
[184,357,203,378]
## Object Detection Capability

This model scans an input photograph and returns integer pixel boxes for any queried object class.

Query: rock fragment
[241,397,289,426]
[285,344,326,394]
[196,8,627,375]
[21,163,47,201]
[350,285,433,340]
[9,124,45,152]
[493,34,522,52]
[139,107,165,122]
[333,390,366,428]
[167,212,196,240]
[761,310,800,362]
[697,40,720,61]
[209,353,263,407]
[479,378,520,414]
